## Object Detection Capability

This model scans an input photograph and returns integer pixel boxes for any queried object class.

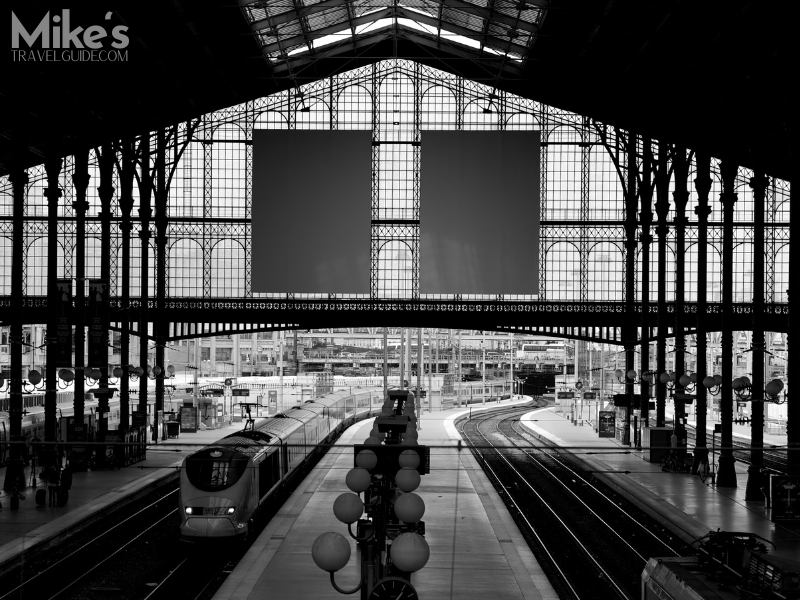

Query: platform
[0,421,245,568]
[212,398,559,600]
[519,406,800,561]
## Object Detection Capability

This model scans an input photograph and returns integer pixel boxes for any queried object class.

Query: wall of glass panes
[0,59,790,304]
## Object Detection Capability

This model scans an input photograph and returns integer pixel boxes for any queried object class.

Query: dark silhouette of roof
[1,1,796,179]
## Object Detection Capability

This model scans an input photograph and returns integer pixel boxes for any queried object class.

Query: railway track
[683,424,788,473]
[0,418,356,600]
[0,477,182,600]
[458,402,692,600]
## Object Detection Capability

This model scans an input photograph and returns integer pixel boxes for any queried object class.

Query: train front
[179,446,251,540]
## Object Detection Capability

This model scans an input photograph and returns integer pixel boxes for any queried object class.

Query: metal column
[693,152,712,469]
[2,168,28,496]
[44,156,63,463]
[673,147,690,443]
[138,135,152,419]
[118,139,135,431]
[72,149,90,429]
[746,172,768,500]
[654,144,671,427]
[717,160,738,487]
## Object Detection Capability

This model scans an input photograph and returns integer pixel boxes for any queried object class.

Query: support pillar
[654,144,670,427]
[44,156,63,464]
[118,139,135,431]
[138,135,152,419]
[717,160,738,487]
[693,153,712,469]
[623,132,638,445]
[672,146,689,444]
[639,139,653,428]
[788,174,800,477]
[97,143,115,443]
[72,149,90,431]
[2,168,28,496]
[154,128,168,441]
[746,172,768,499]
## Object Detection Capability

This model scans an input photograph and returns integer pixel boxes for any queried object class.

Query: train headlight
[185,507,193,515]
[227,507,235,515]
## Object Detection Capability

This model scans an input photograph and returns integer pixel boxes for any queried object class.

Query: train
[642,531,800,600]
[0,392,123,465]
[178,389,379,541]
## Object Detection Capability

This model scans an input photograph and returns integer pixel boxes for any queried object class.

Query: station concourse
[1,1,799,599]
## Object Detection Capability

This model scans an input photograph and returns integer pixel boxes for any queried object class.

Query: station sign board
[55,279,72,366]
[179,406,198,433]
[232,388,250,397]
[612,393,641,406]
[598,411,615,437]
[557,391,575,399]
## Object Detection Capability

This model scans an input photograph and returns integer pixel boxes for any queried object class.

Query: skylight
[244,0,546,66]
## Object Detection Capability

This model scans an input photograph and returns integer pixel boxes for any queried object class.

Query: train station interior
[1,1,798,599]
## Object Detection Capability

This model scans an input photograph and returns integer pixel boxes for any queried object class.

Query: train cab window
[186,447,248,492]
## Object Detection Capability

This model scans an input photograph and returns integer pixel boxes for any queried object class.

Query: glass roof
[241,0,548,71]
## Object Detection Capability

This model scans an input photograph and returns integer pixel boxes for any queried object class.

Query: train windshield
[185,447,249,492]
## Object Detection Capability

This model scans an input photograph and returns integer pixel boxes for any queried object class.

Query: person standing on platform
[60,462,72,495]
[47,465,60,507]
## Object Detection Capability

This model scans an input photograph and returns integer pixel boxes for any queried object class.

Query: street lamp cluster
[312,389,430,600]
[613,368,787,404]
[0,364,176,393]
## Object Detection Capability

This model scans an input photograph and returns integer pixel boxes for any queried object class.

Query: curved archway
[463,98,497,130]
[545,126,583,220]
[0,237,10,295]
[168,238,204,297]
[211,239,246,298]
[684,242,722,302]
[377,240,413,299]
[589,144,624,220]
[420,85,457,130]
[254,110,289,130]
[772,244,788,303]
[336,84,373,130]
[588,242,624,301]
[505,111,541,131]
[129,237,156,299]
[544,241,580,300]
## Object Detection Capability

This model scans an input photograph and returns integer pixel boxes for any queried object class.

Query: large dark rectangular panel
[420,131,539,294]
[252,130,371,294]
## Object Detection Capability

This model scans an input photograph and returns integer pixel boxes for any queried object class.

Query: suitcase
[57,488,69,507]
[35,488,46,507]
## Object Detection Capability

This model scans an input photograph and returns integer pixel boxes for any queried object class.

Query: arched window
[85,237,102,280]
[420,85,457,130]
[589,145,624,220]
[545,241,580,300]
[25,238,49,295]
[169,239,204,297]
[636,244,676,302]
[588,242,624,301]
[732,242,753,303]
[129,236,156,299]
[211,239,246,298]
[377,240,413,299]
[336,85,372,130]
[772,244,789,303]
[210,123,247,219]
[0,238,11,295]
[546,126,582,220]
[684,242,722,302]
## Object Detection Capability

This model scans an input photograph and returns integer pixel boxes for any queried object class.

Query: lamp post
[312,390,430,600]
[128,364,176,441]
[613,369,657,448]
